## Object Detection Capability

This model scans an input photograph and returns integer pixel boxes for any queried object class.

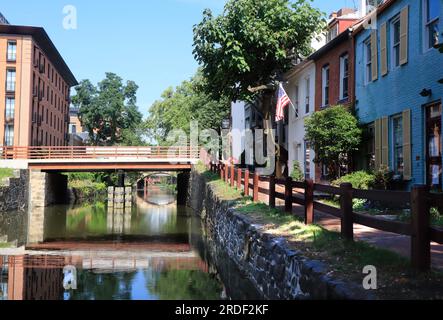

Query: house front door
[426,102,442,190]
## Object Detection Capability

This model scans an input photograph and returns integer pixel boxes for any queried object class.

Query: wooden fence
[209,163,443,272]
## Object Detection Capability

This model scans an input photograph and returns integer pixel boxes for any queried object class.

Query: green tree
[72,73,143,145]
[146,72,230,144]
[305,106,362,179]
[192,0,325,102]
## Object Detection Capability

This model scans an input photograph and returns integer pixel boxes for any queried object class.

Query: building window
[7,41,16,62]
[424,0,440,49]
[327,23,339,42]
[6,69,16,92]
[5,97,15,120]
[305,78,310,114]
[339,54,349,100]
[321,65,330,107]
[392,115,404,176]
[391,15,401,68]
[4,124,14,146]
[294,85,299,119]
[364,39,372,84]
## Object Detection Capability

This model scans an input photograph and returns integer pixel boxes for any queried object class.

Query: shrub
[369,165,394,190]
[332,171,375,190]
[290,161,304,182]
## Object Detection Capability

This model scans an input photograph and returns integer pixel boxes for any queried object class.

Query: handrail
[0,146,200,160]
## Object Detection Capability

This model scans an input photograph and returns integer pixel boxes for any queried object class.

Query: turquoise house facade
[354,0,443,190]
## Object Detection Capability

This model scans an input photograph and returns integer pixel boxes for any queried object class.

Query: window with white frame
[322,65,330,107]
[327,24,339,42]
[364,39,372,84]
[5,97,15,120]
[339,54,349,100]
[294,85,299,119]
[392,115,404,176]
[305,78,310,114]
[7,41,16,62]
[424,0,440,49]
[4,124,14,146]
[6,69,16,92]
[391,15,401,68]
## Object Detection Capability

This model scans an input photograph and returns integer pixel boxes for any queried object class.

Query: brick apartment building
[309,8,361,180]
[0,24,77,147]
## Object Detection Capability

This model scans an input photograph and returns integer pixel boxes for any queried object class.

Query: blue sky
[2,0,358,117]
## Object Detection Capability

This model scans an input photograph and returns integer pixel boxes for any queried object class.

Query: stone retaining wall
[0,170,29,212]
[188,169,372,300]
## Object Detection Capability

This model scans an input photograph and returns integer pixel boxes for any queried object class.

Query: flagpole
[279,83,298,117]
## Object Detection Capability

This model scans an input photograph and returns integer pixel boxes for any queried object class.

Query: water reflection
[0,186,261,300]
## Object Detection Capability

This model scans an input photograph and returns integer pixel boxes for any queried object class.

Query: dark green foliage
[305,105,362,179]
[290,161,304,182]
[332,171,375,190]
[146,72,230,144]
[72,73,143,145]
[193,0,326,102]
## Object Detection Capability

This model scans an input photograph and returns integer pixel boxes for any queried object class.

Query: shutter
[375,119,382,170]
[380,23,388,76]
[400,6,409,65]
[403,109,412,180]
[381,117,389,168]
[371,30,378,81]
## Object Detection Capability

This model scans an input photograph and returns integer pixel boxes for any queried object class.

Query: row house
[0,24,77,148]
[284,8,361,181]
[354,0,443,190]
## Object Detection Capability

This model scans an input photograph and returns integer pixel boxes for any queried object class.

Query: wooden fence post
[305,179,314,225]
[237,168,242,190]
[340,183,354,241]
[230,166,235,187]
[411,185,431,271]
[285,177,293,213]
[244,170,250,197]
[253,173,259,202]
[224,164,229,183]
[269,175,276,208]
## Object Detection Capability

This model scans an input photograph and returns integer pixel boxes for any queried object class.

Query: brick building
[310,9,361,180]
[0,25,77,147]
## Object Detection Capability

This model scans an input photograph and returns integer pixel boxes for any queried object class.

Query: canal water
[0,186,260,300]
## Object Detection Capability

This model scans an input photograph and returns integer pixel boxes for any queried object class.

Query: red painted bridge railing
[0,146,200,160]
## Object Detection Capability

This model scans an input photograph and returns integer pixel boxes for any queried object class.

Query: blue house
[354,0,443,190]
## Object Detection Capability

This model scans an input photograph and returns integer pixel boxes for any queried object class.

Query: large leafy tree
[146,72,230,144]
[305,106,362,179]
[72,73,143,145]
[193,0,325,103]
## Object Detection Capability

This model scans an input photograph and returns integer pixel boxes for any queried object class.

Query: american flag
[275,83,291,122]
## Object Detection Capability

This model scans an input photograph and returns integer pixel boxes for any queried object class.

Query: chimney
[329,11,338,19]
[337,8,357,17]
[360,0,368,16]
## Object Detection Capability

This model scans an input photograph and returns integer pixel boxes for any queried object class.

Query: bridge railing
[0,146,200,160]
